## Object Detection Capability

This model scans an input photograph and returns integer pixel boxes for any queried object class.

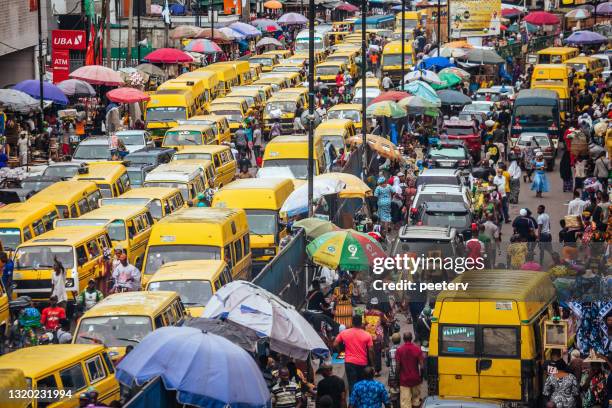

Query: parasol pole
[307,0,315,217]
[401,0,406,91]
[37,0,44,136]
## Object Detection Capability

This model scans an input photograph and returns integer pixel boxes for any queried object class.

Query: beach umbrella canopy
[306,230,386,272]
[184,39,223,54]
[256,37,283,48]
[336,2,359,11]
[463,48,504,64]
[316,173,372,199]
[366,101,407,118]
[169,25,203,39]
[252,19,282,31]
[135,63,166,77]
[293,217,340,239]
[431,47,468,59]
[565,30,608,45]
[398,95,440,116]
[501,7,523,17]
[403,80,441,105]
[439,67,471,80]
[203,281,329,359]
[404,69,443,84]
[0,89,39,113]
[185,318,261,353]
[195,28,232,42]
[420,56,454,70]
[281,178,345,217]
[56,79,96,97]
[70,65,124,86]
[524,11,560,25]
[229,22,261,37]
[277,12,307,24]
[12,80,68,105]
[264,0,283,8]
[369,90,410,104]
[144,48,193,63]
[437,89,472,106]
[565,8,590,19]
[347,134,403,161]
[116,326,270,408]
[430,72,463,90]
[218,27,246,40]
[596,2,612,14]
[106,87,150,104]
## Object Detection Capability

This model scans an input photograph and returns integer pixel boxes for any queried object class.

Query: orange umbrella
[347,134,403,161]
[264,0,283,9]
[445,40,473,49]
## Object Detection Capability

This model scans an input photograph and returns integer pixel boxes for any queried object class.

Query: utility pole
[127,0,134,64]
[105,0,112,67]
[137,0,142,61]
[436,0,441,56]
[361,0,367,178]
[401,0,406,90]
[37,0,44,133]
[242,0,250,22]
[210,0,214,43]
[307,0,315,217]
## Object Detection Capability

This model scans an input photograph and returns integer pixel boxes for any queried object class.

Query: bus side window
[233,239,243,261]
[154,315,165,328]
[87,239,101,258]
[128,221,137,239]
[70,204,78,218]
[163,308,176,326]
[76,245,88,267]
[243,234,250,254]
[214,154,221,168]
[32,220,45,236]
[145,212,154,227]
[23,227,32,242]
[78,198,89,215]
[224,245,234,268]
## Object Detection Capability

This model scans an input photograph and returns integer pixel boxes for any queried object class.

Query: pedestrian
[536,205,553,266]
[237,163,253,179]
[581,358,608,408]
[56,319,72,344]
[50,260,67,309]
[574,156,587,190]
[40,295,66,332]
[593,151,609,190]
[271,367,302,408]
[363,297,387,376]
[512,208,537,243]
[253,125,263,158]
[333,315,374,393]
[0,252,13,299]
[560,149,573,192]
[315,362,346,408]
[522,141,535,183]
[531,151,549,198]
[508,154,522,204]
[543,359,579,408]
[293,114,305,135]
[382,74,393,92]
[17,131,29,166]
[374,177,394,236]
[396,332,424,408]
[111,250,141,292]
[235,125,248,158]
[271,120,282,138]
[349,366,390,408]
[568,190,588,216]
[493,166,510,223]
[386,333,401,408]
[414,306,432,345]
[77,279,104,312]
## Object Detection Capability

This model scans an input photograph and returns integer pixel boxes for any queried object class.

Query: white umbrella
[280,178,345,217]
[203,280,329,359]
[404,69,443,85]
[430,47,468,58]
[256,37,283,48]
[0,89,39,113]
[218,27,246,40]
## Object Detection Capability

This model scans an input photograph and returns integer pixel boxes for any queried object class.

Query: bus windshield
[514,105,556,126]
[144,244,221,275]
[146,107,187,122]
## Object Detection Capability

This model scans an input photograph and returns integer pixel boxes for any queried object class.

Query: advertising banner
[449,0,502,38]
[52,30,87,50]
[52,49,70,83]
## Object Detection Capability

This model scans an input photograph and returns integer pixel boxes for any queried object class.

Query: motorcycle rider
[77,279,104,311]
[111,250,141,292]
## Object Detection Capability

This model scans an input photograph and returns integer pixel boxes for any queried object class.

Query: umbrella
[12,80,67,105]
[185,318,261,352]
[106,87,151,103]
[135,63,166,77]
[203,281,329,359]
[218,27,246,41]
[366,101,407,118]
[347,134,403,161]
[293,217,340,239]
[431,47,468,58]
[501,8,523,17]
[229,22,261,37]
[69,65,124,86]
[0,89,39,113]
[144,48,193,63]
[524,11,560,25]
[565,9,590,19]
[596,2,612,15]
[436,89,472,106]
[369,91,410,104]
[398,95,440,115]
[116,327,270,408]
[264,0,283,8]
[170,25,203,39]
[252,19,282,32]
[56,79,96,97]
[430,72,463,90]
[277,12,307,24]
[420,56,454,70]
[195,28,232,42]
[184,39,223,54]
[306,230,386,272]
[439,67,471,80]
[256,37,283,48]
[445,40,473,48]
[280,178,345,217]
[463,48,504,64]
[565,30,607,45]
[316,173,372,199]
[403,80,441,105]
[404,69,443,85]
[336,2,359,11]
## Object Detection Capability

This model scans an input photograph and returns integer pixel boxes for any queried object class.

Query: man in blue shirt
[349,367,390,408]
[1,252,13,298]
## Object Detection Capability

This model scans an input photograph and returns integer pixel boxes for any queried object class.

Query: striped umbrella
[184,39,223,54]
[565,8,590,20]
[306,230,385,272]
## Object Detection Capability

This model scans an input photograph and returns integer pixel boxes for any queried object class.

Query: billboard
[449,0,502,38]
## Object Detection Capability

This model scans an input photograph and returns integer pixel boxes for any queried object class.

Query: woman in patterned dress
[543,360,580,408]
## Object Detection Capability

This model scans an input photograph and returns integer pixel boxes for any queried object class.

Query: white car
[71,137,111,164]
[115,130,154,154]
[352,87,381,105]
[411,183,472,211]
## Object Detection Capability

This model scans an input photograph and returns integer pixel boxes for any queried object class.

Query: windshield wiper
[182,302,204,306]
[116,337,141,344]
[185,138,198,145]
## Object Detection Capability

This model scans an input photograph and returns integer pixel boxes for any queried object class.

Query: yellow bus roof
[118,187,182,200]
[212,178,294,210]
[173,145,230,155]
[166,124,213,133]
[267,94,301,103]
[383,40,414,52]
[82,291,179,317]
[355,77,381,87]
[0,202,58,227]
[146,260,227,283]
[211,97,247,105]
[18,226,108,247]
[28,181,98,204]
[73,162,126,183]
[537,46,578,55]
[565,56,599,64]
[188,114,228,123]
[316,119,354,132]
[200,64,237,79]
[147,91,193,107]
[214,60,250,74]
[76,205,148,221]
[208,104,243,112]
[0,344,106,379]
[328,103,362,112]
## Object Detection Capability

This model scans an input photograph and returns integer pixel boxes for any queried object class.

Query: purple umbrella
[596,2,612,15]
[277,12,307,25]
[565,30,607,45]
[12,80,68,105]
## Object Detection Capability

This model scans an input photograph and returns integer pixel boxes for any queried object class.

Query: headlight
[65,278,75,288]
[263,248,276,256]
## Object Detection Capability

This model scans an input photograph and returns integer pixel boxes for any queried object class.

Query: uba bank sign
[51,30,86,50]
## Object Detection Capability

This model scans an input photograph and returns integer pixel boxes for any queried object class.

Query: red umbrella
[144,48,193,63]
[106,87,150,103]
[500,24,508,31]
[369,91,410,105]
[335,3,359,12]
[501,8,522,17]
[524,11,560,25]
[69,65,124,86]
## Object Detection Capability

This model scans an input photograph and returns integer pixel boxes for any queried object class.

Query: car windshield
[328,110,360,122]
[414,193,464,208]
[125,154,156,166]
[416,176,460,187]
[76,316,152,347]
[210,110,242,123]
[21,180,55,192]
[250,57,274,66]
[144,182,189,201]
[144,245,221,275]
[73,145,109,160]
[519,135,550,147]
[382,54,414,66]
[128,169,144,187]
[175,153,212,161]
[149,280,213,307]
[164,131,203,146]
[273,66,301,73]
[429,148,466,159]
[463,103,491,112]
[475,93,501,102]
[43,165,79,178]
[316,66,343,76]
[146,107,187,122]
[15,246,75,270]
[327,56,350,64]
[266,101,297,114]
[514,105,555,126]
[117,133,145,145]
[246,209,278,236]
[567,63,587,73]
[263,159,308,179]
[321,135,345,152]
[422,212,470,228]
[444,126,474,135]
[0,228,21,251]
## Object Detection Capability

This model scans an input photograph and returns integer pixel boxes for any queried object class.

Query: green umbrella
[366,101,407,119]
[293,217,340,239]
[306,230,385,272]
[430,72,463,90]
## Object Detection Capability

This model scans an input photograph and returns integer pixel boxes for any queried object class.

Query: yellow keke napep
[0,201,60,252]
[178,70,221,111]
[249,54,280,72]
[145,90,197,143]
[144,162,214,205]
[74,291,186,361]
[212,178,294,266]
[262,135,326,179]
[162,124,216,149]
[55,205,154,269]
[27,180,102,219]
[13,226,111,302]
[145,260,231,317]
[0,345,119,408]
[199,63,240,95]
[142,207,252,285]
[214,60,253,85]
[428,269,557,406]
[177,114,231,145]
[172,144,236,187]
[73,162,131,198]
[315,118,356,153]
[263,94,303,134]
[100,187,185,221]
[327,103,366,132]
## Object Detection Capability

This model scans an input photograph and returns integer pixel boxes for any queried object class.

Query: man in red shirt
[396,332,424,408]
[40,295,66,331]
[333,315,374,393]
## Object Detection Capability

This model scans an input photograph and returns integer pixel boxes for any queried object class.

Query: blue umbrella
[12,80,68,105]
[419,56,455,71]
[402,80,441,106]
[116,326,271,408]
[565,30,607,45]
[229,22,261,38]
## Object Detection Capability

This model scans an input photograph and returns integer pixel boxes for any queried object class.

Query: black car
[413,201,473,238]
[125,147,175,167]
[425,141,471,170]
[127,164,157,188]
[0,176,57,204]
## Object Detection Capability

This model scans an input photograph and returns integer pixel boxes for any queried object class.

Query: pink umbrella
[69,65,124,86]
[524,11,560,25]
[335,2,359,12]
[106,87,151,103]
[144,48,193,63]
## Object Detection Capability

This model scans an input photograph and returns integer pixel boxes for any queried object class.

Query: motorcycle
[8,296,40,349]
